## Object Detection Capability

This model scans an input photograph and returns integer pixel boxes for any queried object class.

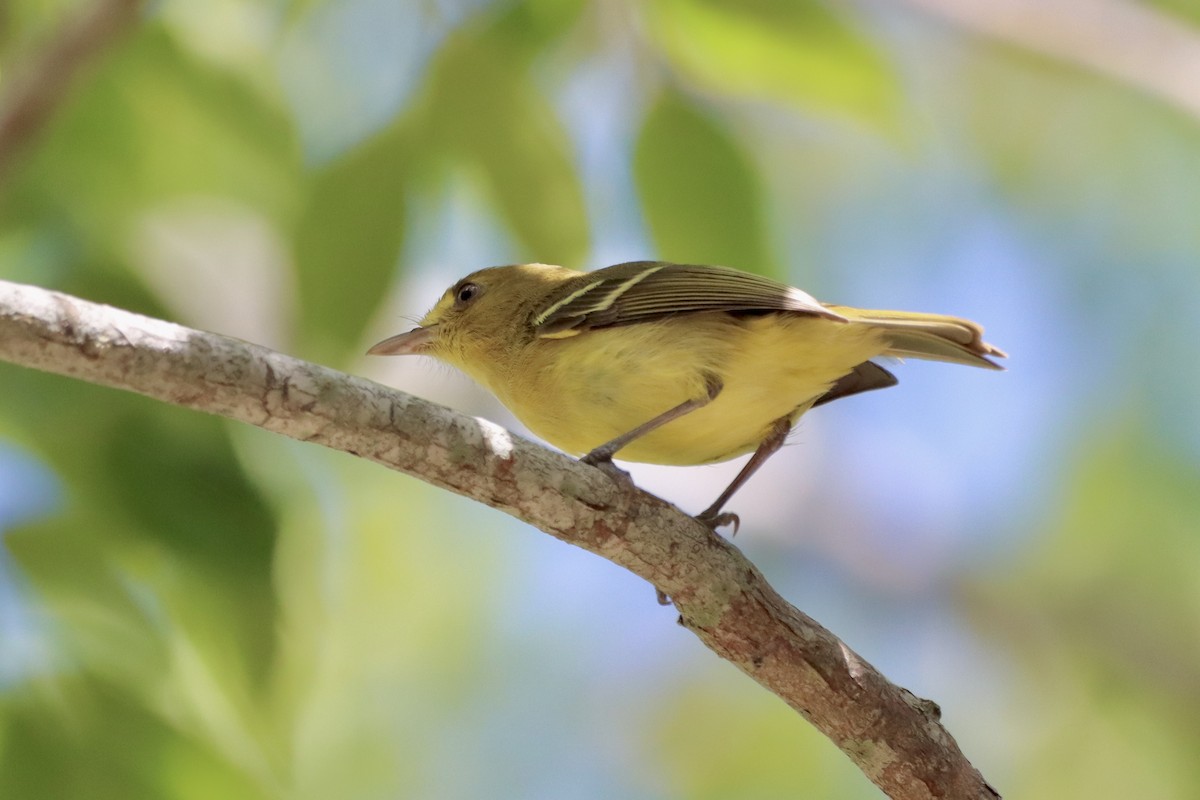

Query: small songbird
[369,261,1005,527]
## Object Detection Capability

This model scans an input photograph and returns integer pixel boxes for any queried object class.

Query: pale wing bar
[534,261,846,337]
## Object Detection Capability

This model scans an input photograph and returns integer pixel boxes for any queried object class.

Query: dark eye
[455,282,479,305]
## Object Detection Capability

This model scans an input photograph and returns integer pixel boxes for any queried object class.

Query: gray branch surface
[0,279,998,800]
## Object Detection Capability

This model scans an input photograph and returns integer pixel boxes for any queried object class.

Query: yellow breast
[477,312,887,466]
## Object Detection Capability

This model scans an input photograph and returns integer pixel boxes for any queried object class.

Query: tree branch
[896,0,1200,123]
[0,279,999,800]
[0,0,146,183]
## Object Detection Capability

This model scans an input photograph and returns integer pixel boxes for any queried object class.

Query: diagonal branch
[896,0,1200,123]
[0,279,999,800]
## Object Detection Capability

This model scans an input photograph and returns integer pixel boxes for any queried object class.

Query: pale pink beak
[366,325,438,356]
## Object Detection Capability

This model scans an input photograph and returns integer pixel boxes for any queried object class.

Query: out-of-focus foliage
[646,0,897,127]
[1,0,1199,798]
[634,90,773,271]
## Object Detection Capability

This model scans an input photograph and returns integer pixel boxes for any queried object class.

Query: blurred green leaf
[0,0,76,59]
[1,365,280,690]
[964,47,1200,259]
[458,75,589,264]
[1012,425,1200,683]
[968,421,1200,799]
[102,410,276,585]
[281,0,326,26]
[645,0,897,129]
[0,674,271,800]
[491,0,588,51]
[648,675,861,798]
[292,119,409,362]
[0,24,300,285]
[409,6,589,265]
[634,90,773,271]
[289,0,590,358]
[1149,0,1200,26]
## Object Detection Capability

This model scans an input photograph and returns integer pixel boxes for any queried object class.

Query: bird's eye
[455,282,479,305]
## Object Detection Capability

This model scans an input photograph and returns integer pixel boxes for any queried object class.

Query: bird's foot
[580,451,632,484]
[696,510,740,535]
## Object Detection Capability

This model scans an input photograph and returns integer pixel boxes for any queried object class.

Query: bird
[368,260,1005,528]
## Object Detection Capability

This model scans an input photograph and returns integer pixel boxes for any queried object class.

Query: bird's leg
[696,416,791,532]
[581,376,723,474]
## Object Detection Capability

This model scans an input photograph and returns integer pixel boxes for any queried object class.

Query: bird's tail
[825,305,1007,370]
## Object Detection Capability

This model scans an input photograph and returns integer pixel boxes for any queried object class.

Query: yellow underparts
[454,312,888,466]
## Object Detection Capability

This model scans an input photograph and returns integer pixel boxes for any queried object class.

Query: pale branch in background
[0,0,147,183]
[0,279,999,800]
[898,0,1200,123]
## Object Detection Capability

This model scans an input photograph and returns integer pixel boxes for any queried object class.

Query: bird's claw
[696,510,740,535]
[580,452,632,483]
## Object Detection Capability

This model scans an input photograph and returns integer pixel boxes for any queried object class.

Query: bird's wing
[532,261,845,337]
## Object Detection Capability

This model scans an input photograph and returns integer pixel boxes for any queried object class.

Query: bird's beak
[367,325,439,356]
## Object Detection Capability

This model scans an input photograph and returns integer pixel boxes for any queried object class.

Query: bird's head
[367,263,577,376]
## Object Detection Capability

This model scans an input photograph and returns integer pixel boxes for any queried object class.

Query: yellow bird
[369,261,1005,527]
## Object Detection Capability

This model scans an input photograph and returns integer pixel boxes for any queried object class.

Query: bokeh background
[2,0,1199,797]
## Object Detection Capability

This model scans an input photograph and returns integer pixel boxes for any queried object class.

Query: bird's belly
[497,315,885,466]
